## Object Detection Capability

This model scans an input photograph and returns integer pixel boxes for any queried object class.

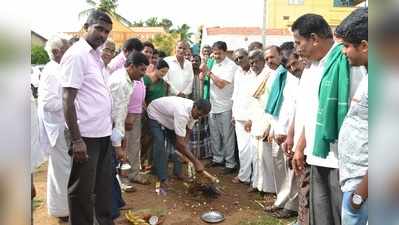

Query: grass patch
[32,198,44,211]
[238,215,295,225]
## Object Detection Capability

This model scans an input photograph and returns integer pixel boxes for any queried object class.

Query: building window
[333,0,353,7]
[288,0,304,5]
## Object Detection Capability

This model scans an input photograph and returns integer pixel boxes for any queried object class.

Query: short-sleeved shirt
[298,44,366,168]
[210,57,237,113]
[338,76,368,192]
[60,38,112,138]
[143,75,168,103]
[164,56,194,95]
[147,96,197,137]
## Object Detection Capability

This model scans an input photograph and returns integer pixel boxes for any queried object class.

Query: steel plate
[200,211,225,223]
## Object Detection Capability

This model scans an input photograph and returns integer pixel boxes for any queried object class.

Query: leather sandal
[264,205,282,213]
[273,208,298,218]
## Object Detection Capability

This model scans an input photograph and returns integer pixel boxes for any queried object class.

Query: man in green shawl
[264,42,301,219]
[291,13,366,225]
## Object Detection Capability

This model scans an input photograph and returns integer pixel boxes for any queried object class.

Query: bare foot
[160,180,170,190]
[232,176,241,184]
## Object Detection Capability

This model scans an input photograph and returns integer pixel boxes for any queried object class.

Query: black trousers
[67,136,114,225]
[310,165,342,225]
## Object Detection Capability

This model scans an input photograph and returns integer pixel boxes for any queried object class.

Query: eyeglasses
[234,56,244,61]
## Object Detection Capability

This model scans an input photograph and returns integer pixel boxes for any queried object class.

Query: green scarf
[313,43,350,158]
[265,65,287,117]
[202,58,215,100]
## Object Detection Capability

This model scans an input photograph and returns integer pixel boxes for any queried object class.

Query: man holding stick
[147,96,210,189]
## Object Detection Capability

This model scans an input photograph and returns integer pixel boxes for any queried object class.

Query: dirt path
[33,162,293,225]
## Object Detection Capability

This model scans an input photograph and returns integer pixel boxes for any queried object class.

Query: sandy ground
[32,161,294,225]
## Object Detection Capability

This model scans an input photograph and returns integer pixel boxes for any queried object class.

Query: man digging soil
[147,96,211,191]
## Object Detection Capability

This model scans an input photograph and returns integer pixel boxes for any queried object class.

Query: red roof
[206,27,292,36]
[206,27,262,35]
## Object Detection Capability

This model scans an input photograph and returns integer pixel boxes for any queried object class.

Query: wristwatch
[352,192,364,206]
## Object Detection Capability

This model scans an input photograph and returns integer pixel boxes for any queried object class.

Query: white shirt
[108,68,135,146]
[232,67,255,121]
[270,73,299,135]
[210,57,238,113]
[298,43,367,168]
[248,67,274,137]
[147,96,197,137]
[31,67,41,87]
[37,60,65,152]
[164,56,194,95]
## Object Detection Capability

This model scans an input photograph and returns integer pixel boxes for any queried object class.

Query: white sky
[32,0,264,39]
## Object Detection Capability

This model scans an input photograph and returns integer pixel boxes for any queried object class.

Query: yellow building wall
[77,16,134,48]
[266,0,357,30]
[69,17,166,49]
[31,35,46,47]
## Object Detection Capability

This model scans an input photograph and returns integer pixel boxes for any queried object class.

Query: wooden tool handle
[175,151,219,183]
[202,170,220,184]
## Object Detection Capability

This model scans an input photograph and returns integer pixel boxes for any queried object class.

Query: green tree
[145,17,160,27]
[171,24,193,44]
[31,45,49,65]
[159,18,173,32]
[132,17,172,31]
[132,20,144,27]
[149,33,180,56]
[197,25,204,46]
[79,0,133,26]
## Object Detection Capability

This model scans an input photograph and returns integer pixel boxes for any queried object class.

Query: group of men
[33,9,211,225]
[31,7,368,225]
[218,8,368,225]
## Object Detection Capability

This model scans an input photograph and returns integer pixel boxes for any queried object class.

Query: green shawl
[202,58,215,100]
[313,43,350,158]
[265,65,287,117]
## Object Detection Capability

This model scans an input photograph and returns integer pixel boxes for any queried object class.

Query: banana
[125,210,151,225]
[126,211,140,224]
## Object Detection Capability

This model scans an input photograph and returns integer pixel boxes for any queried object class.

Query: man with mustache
[61,10,114,225]
[164,41,194,98]
[205,41,238,174]
[290,13,366,225]
[108,38,144,74]
[245,49,276,194]
[264,42,300,219]
[231,48,254,185]
[282,47,309,225]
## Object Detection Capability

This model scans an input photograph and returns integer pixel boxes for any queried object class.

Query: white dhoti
[31,99,47,172]
[272,142,298,211]
[46,130,71,217]
[36,60,72,217]
[235,121,253,183]
[251,137,276,193]
[247,67,276,193]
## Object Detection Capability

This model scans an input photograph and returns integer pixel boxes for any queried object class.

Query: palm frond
[85,0,97,7]
[78,8,95,19]
[114,13,133,27]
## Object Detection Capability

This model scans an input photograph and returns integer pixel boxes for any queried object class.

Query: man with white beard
[37,35,71,223]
